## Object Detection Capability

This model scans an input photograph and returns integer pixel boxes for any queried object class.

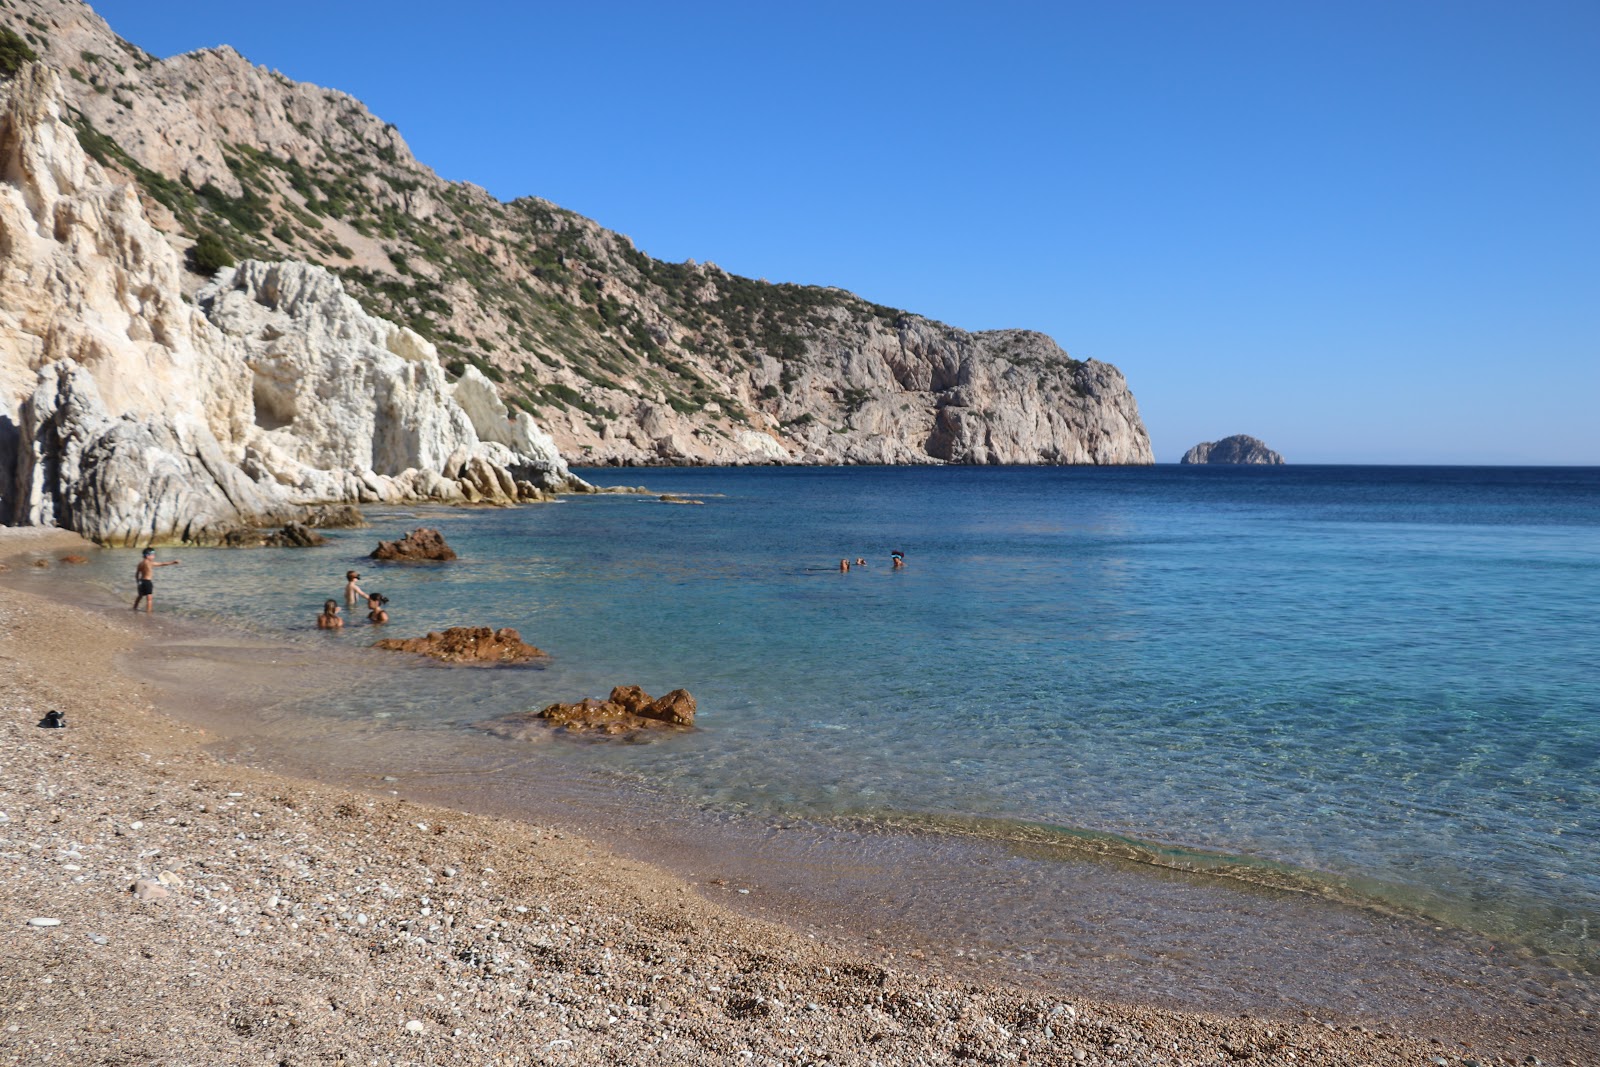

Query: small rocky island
[1181,435,1285,465]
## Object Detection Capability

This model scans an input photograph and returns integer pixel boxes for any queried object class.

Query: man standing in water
[132,547,179,613]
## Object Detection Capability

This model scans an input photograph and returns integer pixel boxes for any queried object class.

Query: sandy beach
[1,530,1594,1066]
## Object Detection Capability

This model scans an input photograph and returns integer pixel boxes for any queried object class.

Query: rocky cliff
[2,0,1153,468]
[1180,435,1284,465]
[0,63,578,544]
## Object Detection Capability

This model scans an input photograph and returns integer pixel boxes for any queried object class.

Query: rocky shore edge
[0,531,1581,1066]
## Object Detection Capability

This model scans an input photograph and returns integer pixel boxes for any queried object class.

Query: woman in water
[317,599,344,629]
[366,593,389,625]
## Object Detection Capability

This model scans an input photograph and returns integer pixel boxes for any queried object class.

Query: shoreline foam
[1,531,1596,1063]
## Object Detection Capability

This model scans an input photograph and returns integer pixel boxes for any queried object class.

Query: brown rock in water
[371,528,457,561]
[217,521,327,548]
[373,627,545,663]
[608,684,653,715]
[58,555,89,564]
[304,504,368,529]
[474,685,697,742]
[31,559,48,568]
[641,688,697,726]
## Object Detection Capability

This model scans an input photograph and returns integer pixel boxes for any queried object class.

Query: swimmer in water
[317,599,344,630]
[855,558,867,566]
[367,593,389,625]
[891,551,905,569]
[344,570,368,606]
[840,559,850,573]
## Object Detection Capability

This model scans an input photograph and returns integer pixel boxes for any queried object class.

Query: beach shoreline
[1,530,1594,1065]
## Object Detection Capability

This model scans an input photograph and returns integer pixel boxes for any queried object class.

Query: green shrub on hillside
[0,27,39,76]
[189,231,235,275]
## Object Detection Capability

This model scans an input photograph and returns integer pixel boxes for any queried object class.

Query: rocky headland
[0,58,583,545]
[2,0,1152,482]
[1181,434,1285,465]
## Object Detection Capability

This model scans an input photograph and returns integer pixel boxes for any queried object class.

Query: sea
[28,464,1600,996]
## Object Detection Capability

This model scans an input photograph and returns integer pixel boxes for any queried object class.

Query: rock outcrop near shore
[372,627,545,663]
[0,62,583,544]
[5,0,1153,469]
[1181,435,1285,465]
[476,685,698,740]
[370,528,456,562]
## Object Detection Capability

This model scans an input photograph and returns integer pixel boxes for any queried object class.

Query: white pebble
[737,888,750,895]
[27,917,62,927]
[128,821,143,830]
[405,1020,425,1033]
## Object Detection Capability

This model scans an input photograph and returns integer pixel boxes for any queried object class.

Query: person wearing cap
[344,570,369,606]
[132,547,180,613]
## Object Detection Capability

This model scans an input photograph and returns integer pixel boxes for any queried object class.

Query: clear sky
[91,0,1599,463]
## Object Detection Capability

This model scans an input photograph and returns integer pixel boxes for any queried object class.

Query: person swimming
[891,550,905,569]
[344,570,368,605]
[366,593,389,624]
[317,599,344,629]
[839,559,851,573]
[855,558,868,566]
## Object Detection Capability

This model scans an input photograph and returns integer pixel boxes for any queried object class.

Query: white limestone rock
[0,66,580,543]
[16,360,292,545]
[196,260,579,501]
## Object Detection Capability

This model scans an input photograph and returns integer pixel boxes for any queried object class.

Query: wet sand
[2,530,1596,1065]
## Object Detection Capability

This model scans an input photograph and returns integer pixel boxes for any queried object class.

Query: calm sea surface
[44,465,1600,969]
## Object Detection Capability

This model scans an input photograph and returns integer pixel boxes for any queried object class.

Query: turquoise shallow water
[45,465,1600,968]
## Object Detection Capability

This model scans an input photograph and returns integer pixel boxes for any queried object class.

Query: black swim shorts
[137,579,154,596]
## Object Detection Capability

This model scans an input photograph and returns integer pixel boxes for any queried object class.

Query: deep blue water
[43,465,1600,966]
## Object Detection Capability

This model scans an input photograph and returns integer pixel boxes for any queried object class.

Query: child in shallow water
[317,599,344,629]
[366,593,389,625]
[344,570,368,605]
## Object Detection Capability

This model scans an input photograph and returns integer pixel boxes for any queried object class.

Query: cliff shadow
[0,413,17,524]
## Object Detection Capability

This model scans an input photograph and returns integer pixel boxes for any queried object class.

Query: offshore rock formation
[9,0,1154,468]
[1181,435,1285,465]
[0,63,581,544]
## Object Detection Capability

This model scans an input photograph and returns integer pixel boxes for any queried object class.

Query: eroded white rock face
[196,260,576,499]
[16,360,292,545]
[0,66,577,543]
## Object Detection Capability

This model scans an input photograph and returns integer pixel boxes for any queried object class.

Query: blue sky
[92,1,1598,463]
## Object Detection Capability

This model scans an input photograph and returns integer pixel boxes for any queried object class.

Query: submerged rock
[216,521,327,548]
[373,626,545,663]
[371,527,456,561]
[1181,435,1285,465]
[305,505,369,529]
[476,685,697,741]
